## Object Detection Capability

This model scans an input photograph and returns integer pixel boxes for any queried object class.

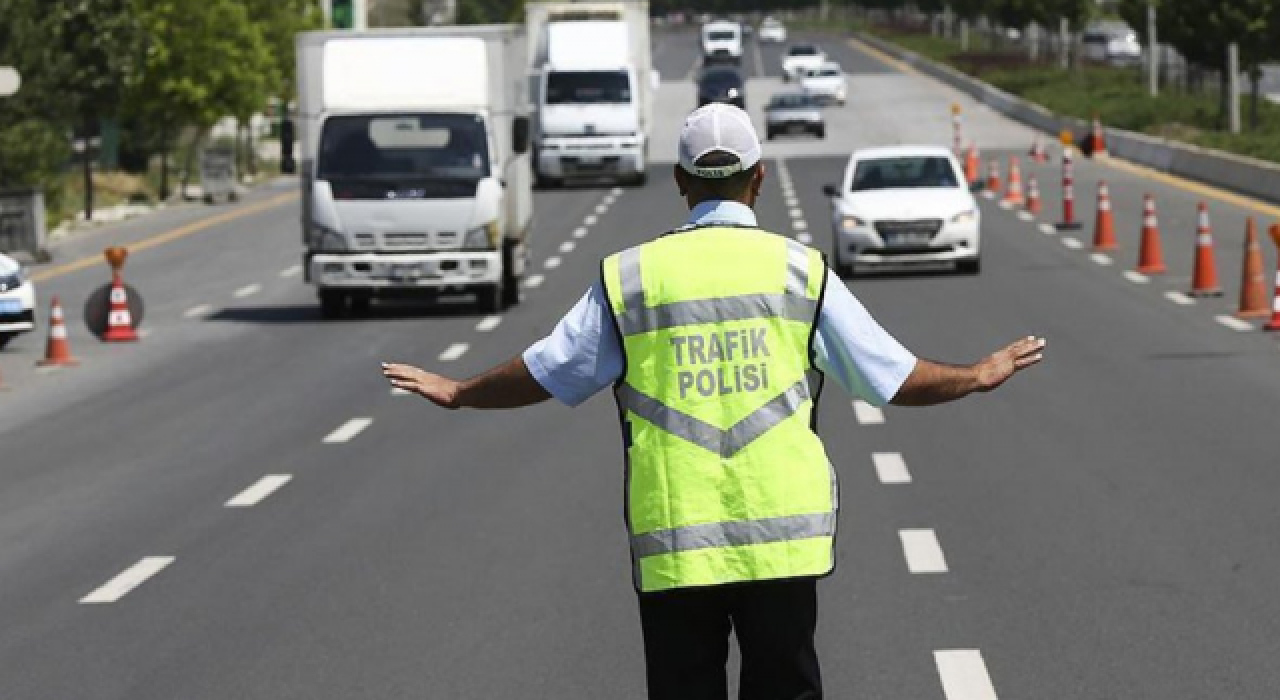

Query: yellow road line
[848,36,1280,221]
[31,191,299,283]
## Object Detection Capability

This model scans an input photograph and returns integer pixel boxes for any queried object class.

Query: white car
[824,146,981,277]
[782,44,825,82]
[0,252,36,349]
[800,62,847,105]
[758,18,787,43]
[701,20,743,65]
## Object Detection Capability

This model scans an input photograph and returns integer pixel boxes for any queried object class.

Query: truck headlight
[950,209,977,225]
[840,215,865,232]
[313,225,348,252]
[0,267,23,291]
[464,221,500,250]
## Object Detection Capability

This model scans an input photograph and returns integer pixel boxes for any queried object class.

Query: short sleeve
[812,272,918,405]
[522,282,625,407]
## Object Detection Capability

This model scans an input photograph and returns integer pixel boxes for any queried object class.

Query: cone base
[1265,321,1280,332]
[37,358,80,368]
[1236,309,1271,319]
[1136,265,1166,275]
[103,330,140,343]
[1188,289,1223,298]
[1055,222,1083,231]
[1092,242,1118,252]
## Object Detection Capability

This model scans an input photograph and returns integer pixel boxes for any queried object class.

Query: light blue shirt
[523,200,918,407]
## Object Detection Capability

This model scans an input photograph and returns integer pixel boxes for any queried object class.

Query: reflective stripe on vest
[603,227,837,593]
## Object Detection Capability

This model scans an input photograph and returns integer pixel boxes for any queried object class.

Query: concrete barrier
[858,32,1280,206]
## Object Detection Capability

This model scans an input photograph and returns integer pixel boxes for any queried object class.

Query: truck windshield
[317,113,490,181]
[708,30,737,40]
[546,71,631,105]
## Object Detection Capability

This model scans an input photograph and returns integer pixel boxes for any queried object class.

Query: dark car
[697,67,746,110]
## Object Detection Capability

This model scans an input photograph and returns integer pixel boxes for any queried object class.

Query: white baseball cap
[678,103,763,179]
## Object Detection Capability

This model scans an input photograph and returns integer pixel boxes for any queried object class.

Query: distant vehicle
[758,18,787,43]
[800,62,846,105]
[823,146,980,277]
[697,67,745,110]
[701,20,743,65]
[0,253,35,349]
[782,43,825,81]
[1082,24,1142,66]
[765,93,824,140]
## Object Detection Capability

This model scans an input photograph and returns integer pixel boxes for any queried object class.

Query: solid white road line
[1061,237,1083,249]
[935,649,1000,700]
[80,557,175,604]
[873,452,912,484]
[900,529,949,574]
[1165,290,1195,306]
[1090,253,1113,266]
[525,274,545,289]
[183,304,213,319]
[853,400,885,425]
[1039,223,1056,235]
[280,264,302,278]
[323,418,373,444]
[234,283,262,298]
[545,256,562,269]
[226,474,292,508]
[476,315,502,332]
[585,214,598,226]
[560,241,576,253]
[438,343,469,362]
[1123,271,1150,284]
[573,227,589,239]
[1216,314,1255,332]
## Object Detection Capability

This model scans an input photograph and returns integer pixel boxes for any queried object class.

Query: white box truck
[295,26,533,317]
[526,1,656,187]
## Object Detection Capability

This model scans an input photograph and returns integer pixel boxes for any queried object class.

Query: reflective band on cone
[1055,149,1082,230]
[1092,181,1117,251]
[1003,157,1024,206]
[1135,194,1166,275]
[38,295,79,367]
[1189,202,1223,297]
[103,274,140,342]
[1237,219,1271,318]
[1026,176,1041,216]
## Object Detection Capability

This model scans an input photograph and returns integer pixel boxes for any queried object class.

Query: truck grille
[351,231,459,250]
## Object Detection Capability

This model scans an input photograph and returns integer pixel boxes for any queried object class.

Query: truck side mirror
[822,184,839,198]
[513,116,530,155]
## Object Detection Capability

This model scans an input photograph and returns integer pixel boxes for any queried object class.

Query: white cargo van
[295,27,533,317]
[526,1,656,186]
[701,20,743,65]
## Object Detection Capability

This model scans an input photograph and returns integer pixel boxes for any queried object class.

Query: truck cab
[701,20,743,65]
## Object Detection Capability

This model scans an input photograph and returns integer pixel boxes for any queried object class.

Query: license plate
[390,263,425,280]
[0,299,22,314]
[787,123,808,133]
[884,233,932,246]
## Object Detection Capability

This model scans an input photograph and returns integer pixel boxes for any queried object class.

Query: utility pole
[1147,3,1158,97]
[1228,43,1241,134]
[324,0,368,29]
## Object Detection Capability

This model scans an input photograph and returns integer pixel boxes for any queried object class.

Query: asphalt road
[3,30,1280,699]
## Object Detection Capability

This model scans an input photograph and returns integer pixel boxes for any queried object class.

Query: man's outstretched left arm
[382,357,552,410]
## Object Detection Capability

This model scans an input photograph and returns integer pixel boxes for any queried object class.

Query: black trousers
[637,577,822,700]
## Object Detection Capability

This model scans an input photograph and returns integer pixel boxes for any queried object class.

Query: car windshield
[708,30,737,40]
[788,46,818,56]
[770,94,814,108]
[546,71,631,105]
[851,156,959,191]
[318,113,490,181]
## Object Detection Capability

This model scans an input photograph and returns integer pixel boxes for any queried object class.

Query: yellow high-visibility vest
[601,226,837,593]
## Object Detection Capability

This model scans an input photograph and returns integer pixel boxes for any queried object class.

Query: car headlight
[950,209,977,225]
[840,215,866,232]
[464,221,500,250]
[312,225,349,252]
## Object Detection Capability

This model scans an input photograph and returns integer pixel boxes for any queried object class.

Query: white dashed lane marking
[585,214,598,226]
[573,227,588,239]
[1165,291,1195,306]
[560,241,576,253]
[225,474,292,508]
[796,233,813,244]
[280,264,302,278]
[183,304,213,319]
[899,529,949,574]
[1039,223,1056,235]
[323,418,373,444]
[439,343,469,362]
[80,557,175,604]
[1061,237,1083,249]
[525,274,545,289]
[1216,314,1255,332]
[595,203,609,215]
[1123,271,1149,284]
[873,452,911,484]
[545,256,562,269]
[853,400,885,425]
[1017,211,1033,221]
[1090,253,1113,266]
[789,208,804,219]
[234,283,261,298]
[476,315,502,332]
[935,649,1000,700]
[612,187,624,196]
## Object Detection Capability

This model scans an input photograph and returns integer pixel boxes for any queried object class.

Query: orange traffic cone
[1091,181,1117,251]
[37,296,79,367]
[964,144,980,186]
[104,273,140,342]
[1003,157,1024,206]
[1135,194,1166,275]
[1025,176,1041,216]
[1091,115,1108,157]
[1189,202,1223,297]
[1265,224,1280,331]
[1028,134,1049,163]
[1236,218,1270,318]
[986,160,1001,193]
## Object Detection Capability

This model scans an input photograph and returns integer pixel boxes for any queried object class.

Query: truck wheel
[479,283,504,314]
[349,294,372,317]
[629,171,648,187]
[319,290,347,319]
[956,257,982,275]
[0,332,13,350]
[501,242,521,308]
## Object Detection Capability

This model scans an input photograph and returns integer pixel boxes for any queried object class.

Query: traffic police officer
[383,103,1046,700]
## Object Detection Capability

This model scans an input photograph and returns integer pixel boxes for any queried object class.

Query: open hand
[975,336,1046,392]
[381,362,461,409]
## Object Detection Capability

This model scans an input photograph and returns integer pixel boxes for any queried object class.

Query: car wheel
[0,332,13,350]
[957,257,982,275]
[319,290,347,319]
[479,282,504,314]
[629,171,648,187]
[501,241,522,308]
[815,126,826,139]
